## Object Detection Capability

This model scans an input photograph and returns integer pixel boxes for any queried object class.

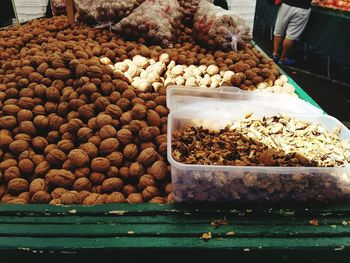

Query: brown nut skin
[60,192,80,205]
[29,178,48,195]
[123,144,139,160]
[91,157,111,172]
[142,186,160,202]
[149,161,168,181]
[79,142,98,159]
[147,110,161,127]
[117,129,133,145]
[45,169,76,187]
[138,174,157,190]
[137,148,159,166]
[148,196,166,204]
[82,193,107,205]
[105,192,126,203]
[127,193,143,204]
[9,140,29,155]
[99,125,117,140]
[99,138,120,155]
[46,148,67,167]
[31,190,51,204]
[8,178,29,194]
[101,178,124,193]
[4,166,21,181]
[68,149,90,168]
[129,162,144,178]
[51,187,69,199]
[73,177,92,192]
[106,151,124,167]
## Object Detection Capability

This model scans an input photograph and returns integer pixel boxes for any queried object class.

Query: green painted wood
[0,223,350,238]
[0,236,349,250]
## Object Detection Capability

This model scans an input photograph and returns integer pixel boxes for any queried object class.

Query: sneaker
[278,58,295,66]
[272,55,279,63]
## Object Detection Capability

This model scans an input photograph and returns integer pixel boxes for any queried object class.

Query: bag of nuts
[74,0,145,25]
[177,0,213,26]
[51,0,66,16]
[112,0,182,48]
[193,0,252,51]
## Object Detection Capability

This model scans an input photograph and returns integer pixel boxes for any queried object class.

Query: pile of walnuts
[0,16,284,204]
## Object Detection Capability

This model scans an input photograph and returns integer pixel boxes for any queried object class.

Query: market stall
[0,0,349,261]
[254,0,350,83]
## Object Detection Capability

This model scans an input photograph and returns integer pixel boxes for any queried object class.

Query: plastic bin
[167,86,350,203]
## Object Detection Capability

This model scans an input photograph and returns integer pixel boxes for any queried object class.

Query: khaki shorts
[274,3,311,41]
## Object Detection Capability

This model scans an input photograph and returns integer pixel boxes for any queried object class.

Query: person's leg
[280,38,295,61]
[273,36,283,57]
[280,7,311,64]
[273,4,290,61]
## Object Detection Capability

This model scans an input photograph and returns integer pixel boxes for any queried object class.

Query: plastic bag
[177,0,213,26]
[51,0,66,16]
[74,0,145,25]
[193,0,252,51]
[112,0,182,48]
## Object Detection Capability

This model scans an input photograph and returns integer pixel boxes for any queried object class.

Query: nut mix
[171,114,350,202]
[0,15,314,204]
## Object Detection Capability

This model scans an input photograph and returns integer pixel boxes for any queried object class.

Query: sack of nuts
[112,0,182,48]
[74,0,145,26]
[193,0,252,51]
[51,0,66,16]
[177,0,213,26]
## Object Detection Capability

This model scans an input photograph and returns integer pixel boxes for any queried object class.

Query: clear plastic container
[167,86,350,203]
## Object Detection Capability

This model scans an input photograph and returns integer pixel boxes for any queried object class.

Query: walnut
[79,142,98,159]
[60,191,80,205]
[118,167,130,180]
[131,103,147,119]
[32,136,49,152]
[155,105,169,117]
[31,190,51,204]
[116,98,131,112]
[120,111,133,124]
[82,193,107,205]
[137,148,159,166]
[91,157,110,172]
[9,140,29,155]
[78,104,95,120]
[122,89,136,100]
[105,192,126,203]
[106,151,124,167]
[99,138,120,155]
[147,195,166,204]
[49,198,62,205]
[127,193,143,204]
[96,113,113,128]
[138,174,157,190]
[129,162,144,178]
[29,178,48,195]
[123,143,139,160]
[149,161,168,181]
[105,104,123,119]
[45,169,76,187]
[18,109,34,122]
[77,127,93,142]
[68,149,90,168]
[100,125,117,140]
[18,159,35,174]
[147,110,161,127]
[101,178,124,193]
[46,148,67,167]
[50,187,69,199]
[34,161,51,177]
[33,115,49,129]
[66,118,84,133]
[0,134,13,148]
[0,159,17,173]
[117,129,133,145]
[74,167,90,178]
[165,183,172,194]
[7,178,29,194]
[7,198,28,204]
[57,140,75,153]
[18,191,30,202]
[4,166,21,181]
